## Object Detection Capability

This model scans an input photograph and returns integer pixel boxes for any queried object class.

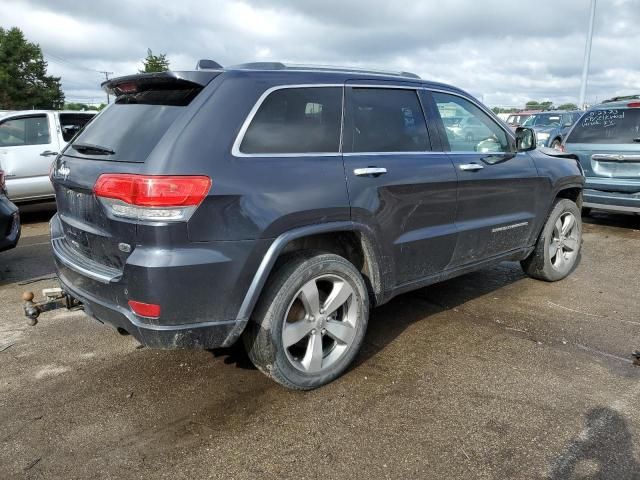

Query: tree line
[492,100,579,114]
[0,27,170,110]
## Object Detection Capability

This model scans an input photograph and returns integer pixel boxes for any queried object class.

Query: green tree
[557,103,578,110]
[525,100,554,111]
[139,48,170,73]
[492,107,518,114]
[0,27,64,109]
[64,102,101,111]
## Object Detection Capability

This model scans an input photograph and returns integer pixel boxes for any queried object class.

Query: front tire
[243,252,369,390]
[521,199,582,281]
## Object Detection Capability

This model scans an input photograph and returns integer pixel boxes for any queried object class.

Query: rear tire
[243,252,369,390]
[521,199,582,281]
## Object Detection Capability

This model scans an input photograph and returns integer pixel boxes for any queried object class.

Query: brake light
[117,82,138,94]
[628,102,640,108]
[128,300,161,318]
[94,174,211,222]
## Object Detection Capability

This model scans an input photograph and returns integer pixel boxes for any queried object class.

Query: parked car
[563,100,640,214]
[0,110,96,203]
[521,111,582,149]
[447,115,493,142]
[0,170,20,252]
[48,63,584,389]
[506,110,540,129]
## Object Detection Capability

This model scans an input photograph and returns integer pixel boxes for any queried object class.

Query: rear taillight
[628,102,640,108]
[94,174,211,222]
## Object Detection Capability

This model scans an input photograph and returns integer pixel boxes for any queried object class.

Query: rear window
[59,113,95,142]
[66,86,203,162]
[346,88,429,153]
[240,87,342,154]
[522,113,562,127]
[567,109,640,144]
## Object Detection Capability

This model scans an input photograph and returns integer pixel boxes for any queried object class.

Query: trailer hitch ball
[22,291,39,326]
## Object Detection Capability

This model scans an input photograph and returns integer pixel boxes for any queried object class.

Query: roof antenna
[196,59,223,70]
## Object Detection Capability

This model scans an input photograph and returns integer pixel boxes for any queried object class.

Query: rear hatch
[565,106,640,192]
[51,71,220,273]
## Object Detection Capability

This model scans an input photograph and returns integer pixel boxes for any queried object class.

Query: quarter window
[240,87,342,154]
[433,93,509,153]
[347,88,429,153]
[0,115,50,147]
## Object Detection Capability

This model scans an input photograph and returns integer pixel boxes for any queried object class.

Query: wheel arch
[223,222,387,346]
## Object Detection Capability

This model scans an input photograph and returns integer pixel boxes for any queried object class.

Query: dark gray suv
[49,63,584,389]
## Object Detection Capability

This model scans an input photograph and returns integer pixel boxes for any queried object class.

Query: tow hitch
[22,288,82,326]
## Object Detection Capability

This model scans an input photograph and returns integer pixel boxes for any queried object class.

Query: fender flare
[222,221,386,346]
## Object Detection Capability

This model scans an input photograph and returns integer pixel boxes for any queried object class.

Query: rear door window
[567,109,640,144]
[239,87,342,154]
[0,115,50,147]
[345,88,429,153]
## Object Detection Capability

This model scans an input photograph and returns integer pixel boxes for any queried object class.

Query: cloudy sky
[3,0,639,107]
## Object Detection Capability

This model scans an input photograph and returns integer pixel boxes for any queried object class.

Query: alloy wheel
[549,212,579,271]
[282,274,358,374]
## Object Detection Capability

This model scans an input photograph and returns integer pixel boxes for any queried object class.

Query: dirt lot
[1,204,639,479]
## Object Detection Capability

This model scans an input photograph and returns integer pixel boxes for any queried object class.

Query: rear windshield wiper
[72,142,115,155]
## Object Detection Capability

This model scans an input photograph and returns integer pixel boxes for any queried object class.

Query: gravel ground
[1,204,639,479]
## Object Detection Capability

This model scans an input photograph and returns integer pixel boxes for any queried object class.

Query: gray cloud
[3,0,639,106]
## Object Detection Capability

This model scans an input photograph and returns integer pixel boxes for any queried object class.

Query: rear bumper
[57,269,239,348]
[0,196,20,252]
[50,213,265,349]
[583,188,640,213]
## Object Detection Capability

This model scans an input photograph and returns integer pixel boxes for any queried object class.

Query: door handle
[354,167,388,177]
[459,163,484,171]
[40,150,58,157]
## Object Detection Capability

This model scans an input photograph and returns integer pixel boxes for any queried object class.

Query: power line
[42,51,105,75]
[99,71,114,104]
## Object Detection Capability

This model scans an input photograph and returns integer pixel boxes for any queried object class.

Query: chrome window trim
[343,151,445,157]
[231,84,344,158]
[231,83,515,158]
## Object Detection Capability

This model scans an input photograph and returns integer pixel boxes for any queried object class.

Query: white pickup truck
[0,110,96,203]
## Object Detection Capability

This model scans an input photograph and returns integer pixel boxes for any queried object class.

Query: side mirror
[515,127,536,151]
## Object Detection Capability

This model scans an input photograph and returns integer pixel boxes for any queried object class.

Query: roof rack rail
[602,94,640,103]
[228,62,420,79]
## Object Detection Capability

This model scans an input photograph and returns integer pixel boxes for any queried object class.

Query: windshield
[566,108,640,144]
[507,114,528,125]
[522,113,563,127]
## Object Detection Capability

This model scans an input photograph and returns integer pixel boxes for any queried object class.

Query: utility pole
[578,0,597,110]
[99,71,114,104]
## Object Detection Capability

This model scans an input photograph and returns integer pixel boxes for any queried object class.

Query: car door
[343,83,458,286]
[426,90,544,266]
[0,113,60,201]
